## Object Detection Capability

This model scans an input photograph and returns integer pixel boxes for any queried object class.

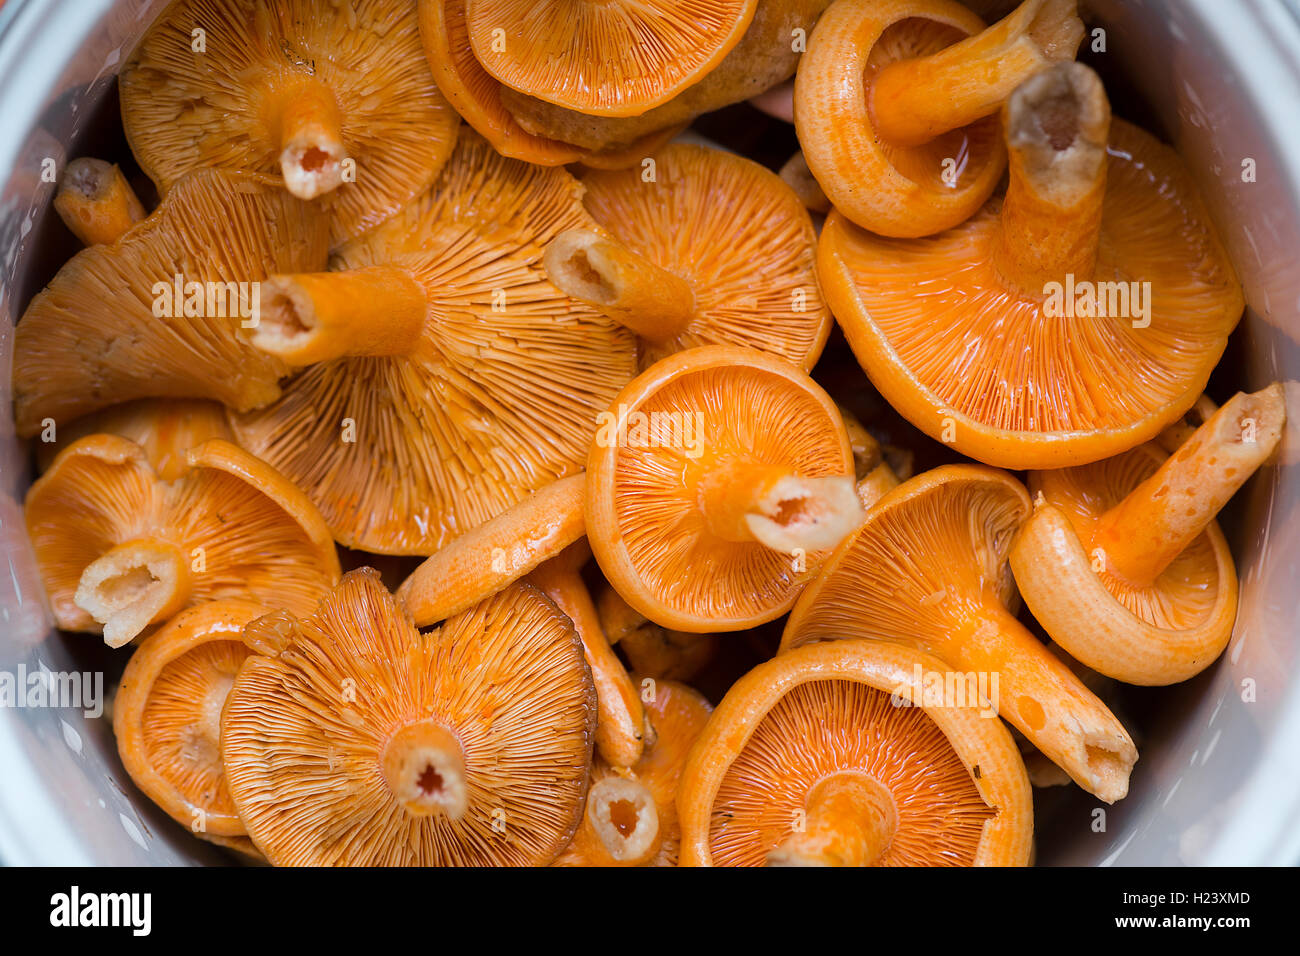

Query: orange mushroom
[545,143,831,371]
[817,62,1244,469]
[779,150,831,215]
[839,404,908,509]
[782,465,1137,802]
[25,436,339,648]
[53,158,145,246]
[677,640,1033,865]
[1156,393,1221,454]
[597,585,717,684]
[231,132,636,554]
[1010,384,1286,685]
[121,0,459,243]
[586,345,863,632]
[796,0,1083,237]
[221,570,597,866]
[13,168,328,439]
[555,679,713,867]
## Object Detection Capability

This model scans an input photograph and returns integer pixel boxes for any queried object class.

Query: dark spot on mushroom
[417,764,445,797]
[608,798,640,838]
[298,146,334,175]
[973,764,982,779]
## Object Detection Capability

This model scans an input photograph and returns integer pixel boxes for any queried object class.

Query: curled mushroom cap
[545,143,831,371]
[796,0,1082,237]
[113,599,265,838]
[25,436,340,648]
[782,465,1137,803]
[231,132,636,554]
[677,640,1033,866]
[1010,385,1286,685]
[818,62,1244,468]
[555,678,713,867]
[13,168,327,438]
[587,345,863,632]
[464,0,757,117]
[121,0,459,242]
[53,158,145,246]
[221,570,597,866]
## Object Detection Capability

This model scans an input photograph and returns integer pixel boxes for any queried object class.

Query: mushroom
[555,679,713,866]
[113,599,265,839]
[779,150,830,215]
[586,345,864,632]
[544,143,832,371]
[839,404,909,509]
[120,0,459,243]
[53,158,144,246]
[817,62,1245,469]
[796,0,1083,237]
[220,569,597,866]
[781,464,1137,802]
[1156,393,1221,454]
[25,435,340,648]
[677,640,1034,865]
[1010,384,1286,685]
[597,585,717,683]
[230,131,636,555]
[13,168,329,439]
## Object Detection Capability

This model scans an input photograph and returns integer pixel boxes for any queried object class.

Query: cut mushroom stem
[74,539,191,648]
[1091,384,1286,587]
[870,0,1084,148]
[251,267,426,365]
[992,61,1111,293]
[276,77,347,200]
[698,463,865,554]
[767,771,898,867]
[585,776,661,865]
[544,229,695,345]
[1156,393,1221,454]
[381,719,469,820]
[53,158,145,246]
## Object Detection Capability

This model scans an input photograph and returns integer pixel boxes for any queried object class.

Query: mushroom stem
[1091,384,1286,587]
[584,776,661,864]
[767,771,897,866]
[74,539,192,648]
[991,61,1111,294]
[1156,393,1221,454]
[381,719,469,820]
[857,463,900,510]
[250,267,426,365]
[544,229,695,344]
[276,77,347,200]
[869,0,1084,147]
[698,462,865,554]
[53,158,145,246]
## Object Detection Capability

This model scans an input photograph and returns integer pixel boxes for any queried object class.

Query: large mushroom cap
[25,435,340,647]
[677,640,1033,866]
[221,570,598,866]
[464,0,758,117]
[231,131,637,555]
[13,168,328,438]
[121,0,459,243]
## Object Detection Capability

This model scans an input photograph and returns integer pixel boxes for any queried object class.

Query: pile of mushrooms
[12,0,1286,867]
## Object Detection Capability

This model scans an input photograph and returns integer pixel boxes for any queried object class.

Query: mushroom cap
[579,143,832,370]
[464,0,758,117]
[25,435,340,636]
[120,0,459,244]
[1010,445,1237,685]
[677,640,1033,866]
[13,168,328,438]
[221,569,598,866]
[113,599,266,836]
[230,132,637,555]
[586,345,854,632]
[817,118,1245,469]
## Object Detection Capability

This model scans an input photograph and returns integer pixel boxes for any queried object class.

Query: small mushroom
[121,0,459,243]
[231,132,636,554]
[555,679,713,867]
[25,436,340,648]
[796,0,1083,236]
[839,404,907,509]
[597,585,717,683]
[677,640,1033,865]
[53,158,144,246]
[782,464,1137,802]
[545,143,832,371]
[13,168,328,439]
[221,570,597,866]
[817,62,1244,469]
[1010,384,1286,685]
[586,345,864,632]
